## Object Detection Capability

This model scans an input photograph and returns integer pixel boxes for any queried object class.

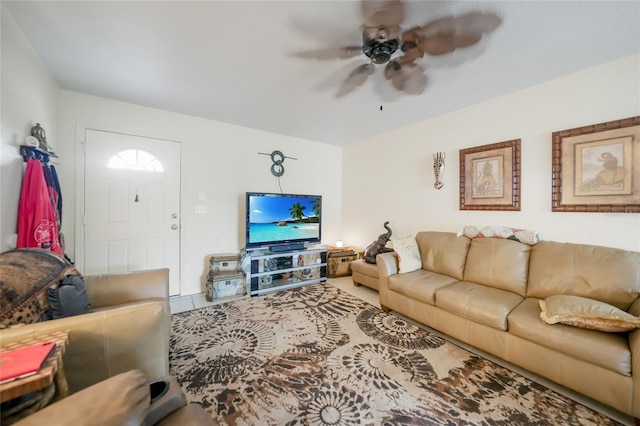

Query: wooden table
[326,245,363,258]
[0,329,70,409]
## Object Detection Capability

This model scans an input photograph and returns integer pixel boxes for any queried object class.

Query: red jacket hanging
[17,159,62,254]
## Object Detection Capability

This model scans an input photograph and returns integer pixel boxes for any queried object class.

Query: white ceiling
[4,1,640,146]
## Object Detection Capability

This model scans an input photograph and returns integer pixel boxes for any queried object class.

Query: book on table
[0,341,57,384]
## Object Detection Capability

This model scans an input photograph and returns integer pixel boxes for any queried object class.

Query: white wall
[3,4,638,297]
[59,91,342,295]
[0,5,60,253]
[342,54,640,252]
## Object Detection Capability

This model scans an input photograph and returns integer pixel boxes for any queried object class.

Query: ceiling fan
[294,0,502,97]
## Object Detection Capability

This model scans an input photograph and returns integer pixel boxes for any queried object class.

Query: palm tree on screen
[311,198,320,218]
[289,203,306,221]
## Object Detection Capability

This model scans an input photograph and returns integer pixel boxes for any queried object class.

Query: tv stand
[248,247,327,296]
[269,243,305,253]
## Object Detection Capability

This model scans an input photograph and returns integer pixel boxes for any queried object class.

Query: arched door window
[107,149,164,172]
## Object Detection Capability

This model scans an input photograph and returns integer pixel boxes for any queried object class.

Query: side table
[0,329,70,424]
[325,245,362,278]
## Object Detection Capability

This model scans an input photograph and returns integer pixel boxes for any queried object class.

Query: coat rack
[20,145,58,163]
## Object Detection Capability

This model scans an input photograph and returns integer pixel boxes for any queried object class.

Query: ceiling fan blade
[418,33,457,56]
[454,12,502,34]
[292,46,362,60]
[336,63,374,97]
[421,12,501,36]
[417,11,502,56]
[400,26,421,43]
[362,0,405,28]
[386,61,427,95]
[398,26,423,61]
[454,33,484,49]
[384,59,402,80]
[401,65,428,95]
[400,45,425,64]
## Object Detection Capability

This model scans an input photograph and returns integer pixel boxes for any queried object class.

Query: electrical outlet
[195,205,208,214]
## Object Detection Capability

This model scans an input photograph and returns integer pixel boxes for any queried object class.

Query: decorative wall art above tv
[459,139,521,211]
[552,116,640,213]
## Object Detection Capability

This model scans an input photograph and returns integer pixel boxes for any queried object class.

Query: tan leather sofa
[351,259,380,290]
[0,269,171,394]
[377,231,640,418]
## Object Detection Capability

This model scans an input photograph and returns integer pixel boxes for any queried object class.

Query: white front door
[84,130,181,295]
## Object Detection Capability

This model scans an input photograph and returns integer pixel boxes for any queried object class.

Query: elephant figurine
[363,221,394,264]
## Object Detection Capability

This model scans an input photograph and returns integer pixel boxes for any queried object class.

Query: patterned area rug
[170,284,619,425]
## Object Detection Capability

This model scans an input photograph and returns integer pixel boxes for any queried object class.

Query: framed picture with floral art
[459,139,521,211]
[552,116,640,213]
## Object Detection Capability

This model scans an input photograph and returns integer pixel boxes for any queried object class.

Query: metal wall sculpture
[433,152,445,190]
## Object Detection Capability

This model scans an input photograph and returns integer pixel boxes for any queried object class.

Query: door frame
[74,127,182,292]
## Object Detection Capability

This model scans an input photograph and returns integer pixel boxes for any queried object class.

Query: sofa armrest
[85,268,169,309]
[15,370,216,426]
[628,297,640,317]
[158,403,216,425]
[377,252,398,280]
[377,252,398,310]
[628,297,640,417]
[14,370,150,426]
[0,300,169,394]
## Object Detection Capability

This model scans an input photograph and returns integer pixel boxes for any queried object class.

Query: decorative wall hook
[433,152,445,190]
[258,150,298,177]
[20,145,57,163]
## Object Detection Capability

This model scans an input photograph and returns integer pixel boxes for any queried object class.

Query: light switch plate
[195,205,208,214]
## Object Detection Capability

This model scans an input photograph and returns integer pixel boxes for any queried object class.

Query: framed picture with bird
[552,116,640,213]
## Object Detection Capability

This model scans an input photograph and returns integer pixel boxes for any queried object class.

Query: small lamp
[335,240,344,248]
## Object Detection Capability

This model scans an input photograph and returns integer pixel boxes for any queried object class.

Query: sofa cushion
[463,238,531,296]
[0,248,81,327]
[527,241,640,310]
[415,232,470,280]
[462,225,540,245]
[508,298,631,375]
[388,269,458,306]
[539,295,640,332]
[47,275,91,319]
[435,281,523,330]
[391,235,422,273]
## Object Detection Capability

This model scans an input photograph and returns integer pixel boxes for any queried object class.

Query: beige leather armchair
[0,269,171,394]
[14,370,214,426]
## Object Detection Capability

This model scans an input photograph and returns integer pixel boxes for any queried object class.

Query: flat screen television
[245,192,322,251]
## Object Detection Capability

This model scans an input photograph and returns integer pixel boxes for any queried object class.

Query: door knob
[171,224,179,230]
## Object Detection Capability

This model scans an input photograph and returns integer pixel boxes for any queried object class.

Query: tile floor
[168,275,632,425]
[168,276,375,314]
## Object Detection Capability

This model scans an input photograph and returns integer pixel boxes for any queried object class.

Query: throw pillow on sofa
[539,295,640,332]
[46,275,91,319]
[391,236,422,273]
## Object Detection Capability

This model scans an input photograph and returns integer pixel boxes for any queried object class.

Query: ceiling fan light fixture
[296,1,502,97]
[363,38,399,64]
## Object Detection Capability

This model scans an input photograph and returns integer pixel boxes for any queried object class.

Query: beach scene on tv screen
[249,195,320,243]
